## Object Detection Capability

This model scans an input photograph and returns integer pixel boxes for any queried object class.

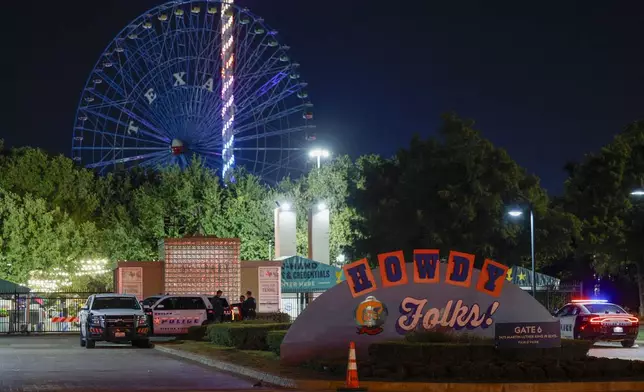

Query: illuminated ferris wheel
[71,0,315,182]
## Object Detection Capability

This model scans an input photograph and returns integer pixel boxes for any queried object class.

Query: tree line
[1,115,644,312]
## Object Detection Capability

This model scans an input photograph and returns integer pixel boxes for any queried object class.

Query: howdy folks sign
[345,250,507,335]
[280,249,554,364]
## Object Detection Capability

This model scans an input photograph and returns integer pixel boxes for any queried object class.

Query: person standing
[242,291,256,320]
[235,295,246,320]
[212,290,224,323]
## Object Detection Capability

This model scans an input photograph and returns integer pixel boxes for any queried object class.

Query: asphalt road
[590,341,644,360]
[0,335,276,392]
[1,335,643,392]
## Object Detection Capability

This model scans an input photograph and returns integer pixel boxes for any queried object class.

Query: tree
[564,120,644,314]
[102,161,275,261]
[0,148,99,222]
[0,187,99,284]
[94,168,161,262]
[273,155,364,264]
[353,113,579,268]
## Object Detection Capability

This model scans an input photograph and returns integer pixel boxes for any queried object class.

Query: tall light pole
[631,189,644,315]
[309,148,330,169]
[508,204,536,297]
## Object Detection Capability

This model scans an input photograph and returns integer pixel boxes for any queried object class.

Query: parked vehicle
[554,299,639,347]
[142,294,214,335]
[79,294,150,349]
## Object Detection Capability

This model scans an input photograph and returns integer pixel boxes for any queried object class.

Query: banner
[506,266,560,290]
[280,256,344,293]
[258,266,281,313]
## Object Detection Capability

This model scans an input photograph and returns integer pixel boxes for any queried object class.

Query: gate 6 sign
[495,322,561,348]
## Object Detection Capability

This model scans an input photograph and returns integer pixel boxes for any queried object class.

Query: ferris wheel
[71,0,315,182]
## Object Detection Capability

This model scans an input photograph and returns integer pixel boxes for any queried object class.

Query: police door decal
[153,297,206,334]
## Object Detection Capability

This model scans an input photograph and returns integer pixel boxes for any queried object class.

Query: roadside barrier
[337,341,367,392]
[50,317,79,323]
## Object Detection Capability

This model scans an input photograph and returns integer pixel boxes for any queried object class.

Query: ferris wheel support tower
[221,0,236,180]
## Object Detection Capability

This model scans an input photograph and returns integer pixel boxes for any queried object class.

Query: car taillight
[589,315,603,324]
[207,309,214,314]
[587,315,639,325]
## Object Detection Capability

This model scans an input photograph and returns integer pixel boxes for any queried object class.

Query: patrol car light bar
[571,299,608,303]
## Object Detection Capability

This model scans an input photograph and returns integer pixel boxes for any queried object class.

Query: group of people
[237,291,257,320]
[211,290,256,321]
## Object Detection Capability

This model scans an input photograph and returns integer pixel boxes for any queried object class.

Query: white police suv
[143,294,215,335]
[79,293,150,349]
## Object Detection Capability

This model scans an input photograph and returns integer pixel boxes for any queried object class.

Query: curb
[153,345,297,388]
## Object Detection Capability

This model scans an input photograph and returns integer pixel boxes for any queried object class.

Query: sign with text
[280,248,557,365]
[281,256,344,293]
[258,266,281,313]
[495,321,561,348]
[118,267,143,300]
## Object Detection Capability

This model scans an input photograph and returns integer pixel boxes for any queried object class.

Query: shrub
[185,325,207,341]
[254,312,291,323]
[207,323,290,350]
[404,330,492,345]
[369,339,592,369]
[266,330,287,354]
[367,338,599,382]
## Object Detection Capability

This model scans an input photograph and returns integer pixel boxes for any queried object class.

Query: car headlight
[91,315,102,325]
[137,315,147,326]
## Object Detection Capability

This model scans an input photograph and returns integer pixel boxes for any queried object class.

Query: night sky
[2,0,643,193]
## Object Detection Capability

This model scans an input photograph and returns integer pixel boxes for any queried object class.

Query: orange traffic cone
[337,341,367,391]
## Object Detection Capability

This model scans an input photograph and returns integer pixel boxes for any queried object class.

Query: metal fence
[538,282,584,313]
[0,292,96,334]
[280,291,325,321]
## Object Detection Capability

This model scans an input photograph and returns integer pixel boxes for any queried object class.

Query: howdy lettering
[343,250,508,299]
[396,297,500,334]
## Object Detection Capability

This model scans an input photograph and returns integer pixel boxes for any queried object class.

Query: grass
[156,340,341,380]
[638,326,644,342]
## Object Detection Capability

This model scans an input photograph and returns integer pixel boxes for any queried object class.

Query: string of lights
[221,0,236,180]
[27,259,110,292]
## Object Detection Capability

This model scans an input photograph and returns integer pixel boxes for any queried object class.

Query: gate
[540,282,584,313]
[280,290,325,321]
[0,292,96,334]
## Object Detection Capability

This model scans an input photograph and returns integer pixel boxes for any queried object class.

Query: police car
[554,299,639,347]
[142,294,215,335]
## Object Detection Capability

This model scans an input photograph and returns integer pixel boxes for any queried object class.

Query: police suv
[143,294,215,335]
[554,299,639,347]
[79,293,150,349]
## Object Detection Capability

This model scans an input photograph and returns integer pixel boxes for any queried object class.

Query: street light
[631,189,644,196]
[507,204,536,298]
[309,148,330,169]
[508,210,523,217]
